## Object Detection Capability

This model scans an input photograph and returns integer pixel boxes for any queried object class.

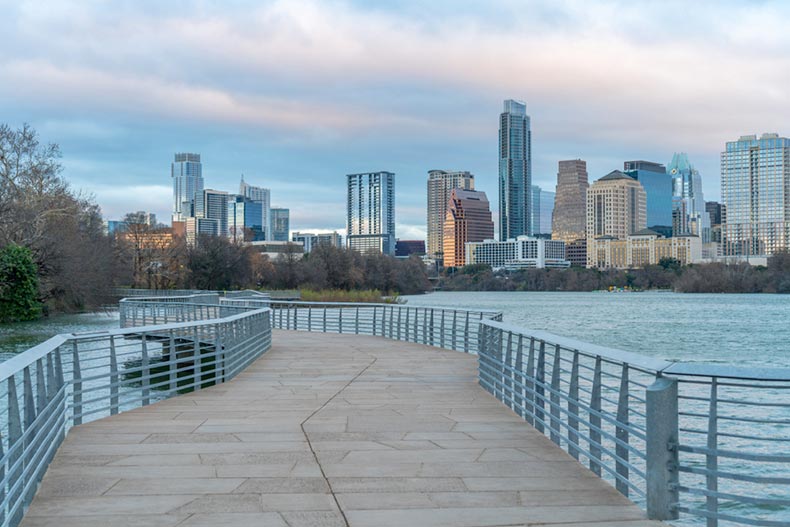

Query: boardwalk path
[23,331,664,527]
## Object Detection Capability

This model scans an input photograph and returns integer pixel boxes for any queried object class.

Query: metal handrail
[0,304,272,527]
[476,319,790,527]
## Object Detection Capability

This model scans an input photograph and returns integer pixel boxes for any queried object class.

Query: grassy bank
[299,289,401,303]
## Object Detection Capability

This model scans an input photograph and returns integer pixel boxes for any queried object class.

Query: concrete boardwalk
[23,331,664,527]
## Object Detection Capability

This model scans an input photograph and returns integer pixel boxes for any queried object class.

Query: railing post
[389,306,394,338]
[550,345,561,445]
[589,356,602,476]
[463,312,470,353]
[397,307,402,340]
[451,311,457,351]
[616,364,630,497]
[568,351,580,460]
[193,326,202,391]
[525,338,535,426]
[109,336,119,415]
[355,307,360,335]
[504,332,513,409]
[214,325,223,385]
[168,333,177,393]
[439,310,446,349]
[706,378,718,527]
[72,341,82,426]
[535,341,546,433]
[646,376,679,521]
[514,335,524,418]
[141,333,150,406]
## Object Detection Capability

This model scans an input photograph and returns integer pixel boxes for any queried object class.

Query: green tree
[0,244,42,322]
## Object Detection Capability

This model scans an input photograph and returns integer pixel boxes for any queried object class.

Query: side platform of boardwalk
[22,331,663,527]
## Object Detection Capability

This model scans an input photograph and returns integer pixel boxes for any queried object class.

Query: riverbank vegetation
[299,289,400,303]
[441,253,790,293]
[0,244,41,322]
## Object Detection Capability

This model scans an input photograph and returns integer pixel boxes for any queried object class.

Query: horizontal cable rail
[0,302,272,527]
[478,319,790,527]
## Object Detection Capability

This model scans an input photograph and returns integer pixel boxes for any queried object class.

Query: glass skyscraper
[239,175,271,240]
[228,196,264,242]
[499,100,531,240]
[668,153,710,242]
[721,133,790,256]
[171,153,203,222]
[623,160,673,229]
[270,208,290,242]
[346,171,395,255]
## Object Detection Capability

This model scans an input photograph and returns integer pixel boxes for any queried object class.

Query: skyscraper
[529,186,555,236]
[499,100,531,240]
[270,208,290,242]
[539,190,555,236]
[442,189,494,267]
[171,153,203,222]
[530,185,541,236]
[239,175,271,240]
[668,153,710,242]
[346,171,395,255]
[586,171,647,267]
[552,159,589,243]
[426,170,475,259]
[228,196,264,242]
[721,133,790,256]
[197,189,229,237]
[623,160,673,229]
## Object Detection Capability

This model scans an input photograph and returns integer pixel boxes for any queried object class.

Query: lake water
[401,291,790,368]
[0,311,120,359]
[2,293,789,367]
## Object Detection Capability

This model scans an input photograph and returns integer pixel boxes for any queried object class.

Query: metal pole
[645,376,679,521]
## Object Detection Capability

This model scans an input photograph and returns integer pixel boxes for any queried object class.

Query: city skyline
[2,1,790,239]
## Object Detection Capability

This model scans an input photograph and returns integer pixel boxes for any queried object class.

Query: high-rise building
[530,185,541,236]
[442,189,494,267]
[197,189,229,237]
[228,196,264,242]
[239,175,271,240]
[552,160,589,243]
[587,171,647,267]
[623,160,673,229]
[426,170,475,259]
[706,201,723,226]
[668,153,710,242]
[171,153,203,222]
[529,186,555,236]
[721,133,790,256]
[270,208,290,242]
[185,217,218,246]
[499,100,532,240]
[347,171,395,255]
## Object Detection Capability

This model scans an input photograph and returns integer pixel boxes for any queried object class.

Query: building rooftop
[597,170,635,182]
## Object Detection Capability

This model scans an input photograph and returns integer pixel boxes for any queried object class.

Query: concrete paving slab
[22,330,663,527]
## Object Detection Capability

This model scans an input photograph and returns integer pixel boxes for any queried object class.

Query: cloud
[2,0,789,231]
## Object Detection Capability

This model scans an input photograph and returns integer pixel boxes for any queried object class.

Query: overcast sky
[2,0,789,239]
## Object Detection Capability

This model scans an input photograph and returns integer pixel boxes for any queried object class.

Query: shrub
[0,244,42,322]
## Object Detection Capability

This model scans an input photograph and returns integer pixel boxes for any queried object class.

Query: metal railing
[477,319,790,527]
[0,305,272,527]
[268,301,503,354]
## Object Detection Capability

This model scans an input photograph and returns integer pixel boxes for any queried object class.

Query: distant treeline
[441,254,790,293]
[125,234,431,295]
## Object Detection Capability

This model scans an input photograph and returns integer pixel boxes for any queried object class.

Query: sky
[1,0,789,240]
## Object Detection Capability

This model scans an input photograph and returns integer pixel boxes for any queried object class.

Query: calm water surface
[0,311,119,359]
[401,291,790,368]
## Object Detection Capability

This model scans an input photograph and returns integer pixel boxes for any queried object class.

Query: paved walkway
[23,331,664,527]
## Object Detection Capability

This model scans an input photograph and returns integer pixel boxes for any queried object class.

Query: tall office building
[552,160,589,243]
[530,186,541,236]
[623,160,672,229]
[530,186,554,236]
[586,171,647,267]
[270,208,290,242]
[721,133,790,256]
[171,153,203,222]
[346,171,395,255]
[426,170,475,259]
[499,100,531,240]
[239,175,271,240]
[228,196,264,242]
[668,153,710,242]
[706,201,724,244]
[197,189,229,237]
[442,189,494,267]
